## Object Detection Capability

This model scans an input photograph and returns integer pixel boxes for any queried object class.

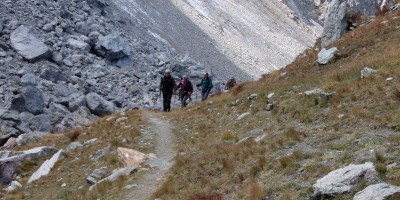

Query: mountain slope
[112,0,320,80]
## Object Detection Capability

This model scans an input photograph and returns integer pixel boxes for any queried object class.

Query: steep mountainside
[112,0,320,80]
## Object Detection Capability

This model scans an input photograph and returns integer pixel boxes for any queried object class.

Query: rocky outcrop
[321,0,348,47]
[313,162,379,198]
[353,183,400,200]
[10,25,51,62]
[317,47,338,64]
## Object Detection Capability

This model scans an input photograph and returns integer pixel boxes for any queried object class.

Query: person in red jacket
[176,75,193,108]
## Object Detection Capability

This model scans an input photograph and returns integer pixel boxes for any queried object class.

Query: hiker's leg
[182,95,189,107]
[204,89,210,99]
[162,93,168,111]
[166,93,172,111]
[201,91,206,101]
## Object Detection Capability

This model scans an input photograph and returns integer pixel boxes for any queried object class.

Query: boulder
[0,109,20,122]
[0,130,18,147]
[16,132,50,146]
[86,92,116,116]
[116,56,134,69]
[86,167,109,185]
[317,47,338,64]
[28,150,64,183]
[353,183,400,200]
[5,180,22,192]
[40,67,68,83]
[0,161,19,185]
[89,167,137,191]
[361,67,378,78]
[75,22,90,36]
[117,147,148,168]
[68,95,87,112]
[29,114,51,132]
[10,25,51,62]
[67,38,90,51]
[321,0,347,47]
[95,33,131,60]
[65,142,83,153]
[10,86,44,115]
[313,162,379,198]
[20,73,37,86]
[3,137,17,149]
[0,146,58,163]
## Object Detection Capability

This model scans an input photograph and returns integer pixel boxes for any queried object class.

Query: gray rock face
[86,167,109,185]
[348,0,390,16]
[10,25,51,62]
[353,183,400,200]
[28,150,64,183]
[317,47,339,64]
[321,0,347,47]
[95,33,131,60]
[313,162,379,198]
[86,92,116,116]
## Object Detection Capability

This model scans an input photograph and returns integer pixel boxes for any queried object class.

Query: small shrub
[65,129,81,142]
[279,155,295,168]
[249,183,264,200]
[375,163,387,175]
[374,151,386,163]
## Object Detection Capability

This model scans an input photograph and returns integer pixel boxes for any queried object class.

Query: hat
[182,75,187,78]
[165,69,171,73]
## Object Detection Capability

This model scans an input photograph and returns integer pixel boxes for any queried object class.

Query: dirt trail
[125,112,176,200]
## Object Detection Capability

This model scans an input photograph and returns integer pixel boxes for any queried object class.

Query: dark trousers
[163,92,173,112]
[201,88,211,101]
[180,91,189,108]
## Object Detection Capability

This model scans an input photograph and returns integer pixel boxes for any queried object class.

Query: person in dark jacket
[159,69,176,112]
[176,75,193,108]
[196,72,213,101]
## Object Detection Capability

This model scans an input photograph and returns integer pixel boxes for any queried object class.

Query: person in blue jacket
[196,72,213,101]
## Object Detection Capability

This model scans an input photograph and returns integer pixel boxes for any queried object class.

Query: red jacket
[176,80,193,95]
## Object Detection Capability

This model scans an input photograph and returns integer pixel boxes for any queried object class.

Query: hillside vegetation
[154,9,400,200]
[1,7,400,200]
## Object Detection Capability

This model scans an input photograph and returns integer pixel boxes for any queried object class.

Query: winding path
[125,112,176,200]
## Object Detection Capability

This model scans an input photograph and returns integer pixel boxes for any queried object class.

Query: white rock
[28,150,64,183]
[236,112,250,120]
[353,183,400,200]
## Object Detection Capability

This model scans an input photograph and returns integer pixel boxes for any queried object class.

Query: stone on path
[117,147,148,168]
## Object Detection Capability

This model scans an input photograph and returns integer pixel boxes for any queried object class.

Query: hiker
[196,72,213,101]
[175,75,193,108]
[159,69,176,112]
[224,77,237,90]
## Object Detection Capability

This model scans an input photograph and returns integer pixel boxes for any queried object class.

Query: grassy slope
[1,9,399,200]
[153,10,400,200]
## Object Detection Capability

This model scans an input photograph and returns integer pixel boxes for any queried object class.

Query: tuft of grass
[64,129,81,142]
[375,163,387,175]
[249,183,264,200]
[279,154,296,168]
[374,151,386,163]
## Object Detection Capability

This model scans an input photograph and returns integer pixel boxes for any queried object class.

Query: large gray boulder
[86,92,116,116]
[318,47,339,64]
[28,114,51,132]
[16,132,50,146]
[95,33,131,60]
[67,38,90,51]
[10,25,51,62]
[10,86,44,115]
[313,162,379,198]
[353,183,400,200]
[348,0,391,16]
[321,0,348,47]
